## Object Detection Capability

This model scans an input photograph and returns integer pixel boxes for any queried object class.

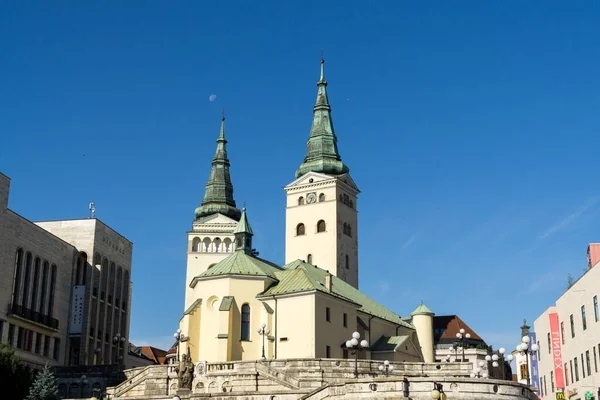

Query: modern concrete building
[533,243,600,400]
[0,171,133,369]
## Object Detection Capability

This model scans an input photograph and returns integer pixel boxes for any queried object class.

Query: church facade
[178,59,434,364]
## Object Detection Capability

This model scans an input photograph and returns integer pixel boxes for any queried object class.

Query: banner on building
[69,285,86,334]
[549,312,566,389]
[529,331,540,389]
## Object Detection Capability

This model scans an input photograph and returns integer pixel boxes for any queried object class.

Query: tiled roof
[195,251,282,280]
[433,315,484,343]
[370,335,410,352]
[259,259,413,328]
[140,346,169,365]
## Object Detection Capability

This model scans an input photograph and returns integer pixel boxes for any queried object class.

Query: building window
[595,295,599,322]
[582,305,588,330]
[550,371,554,393]
[31,258,40,312]
[326,307,330,322]
[326,345,331,358]
[570,359,574,383]
[48,264,57,317]
[43,335,50,357]
[54,338,60,360]
[35,332,42,354]
[537,340,541,360]
[21,252,32,308]
[298,197,305,206]
[17,327,23,349]
[587,350,592,376]
[296,223,305,236]
[544,375,547,395]
[40,261,49,314]
[317,220,326,233]
[343,313,347,328]
[8,324,14,346]
[0,320,3,343]
[520,364,528,380]
[192,237,201,252]
[595,346,598,373]
[565,363,569,386]
[345,254,349,269]
[347,224,352,237]
[560,321,565,344]
[12,249,24,306]
[241,304,250,341]
[547,332,551,354]
[307,254,312,264]
[318,193,325,202]
[570,314,575,338]
[581,354,585,378]
[540,376,544,397]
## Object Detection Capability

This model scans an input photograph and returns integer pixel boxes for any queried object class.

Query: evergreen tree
[26,364,60,400]
[0,343,33,400]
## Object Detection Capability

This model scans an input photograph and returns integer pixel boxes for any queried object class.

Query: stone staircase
[255,361,300,390]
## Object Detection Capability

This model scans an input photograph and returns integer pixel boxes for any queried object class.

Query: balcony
[8,303,59,330]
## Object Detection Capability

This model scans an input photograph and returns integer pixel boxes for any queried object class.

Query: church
[177,58,435,365]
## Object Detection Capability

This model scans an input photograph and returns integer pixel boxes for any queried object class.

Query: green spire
[194,116,242,221]
[233,206,253,254]
[295,56,350,179]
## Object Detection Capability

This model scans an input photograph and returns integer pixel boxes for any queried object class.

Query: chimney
[588,244,600,269]
[324,270,332,291]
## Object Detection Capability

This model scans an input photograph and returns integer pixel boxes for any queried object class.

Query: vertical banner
[529,332,540,389]
[549,312,566,389]
[69,285,85,334]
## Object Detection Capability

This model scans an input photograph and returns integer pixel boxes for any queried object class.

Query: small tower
[411,302,435,363]
[233,207,253,254]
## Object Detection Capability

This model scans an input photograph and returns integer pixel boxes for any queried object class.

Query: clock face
[307,192,317,204]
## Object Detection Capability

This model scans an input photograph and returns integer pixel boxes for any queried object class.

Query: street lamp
[455,328,471,361]
[470,360,489,378]
[173,329,188,362]
[516,335,539,386]
[112,333,126,364]
[80,374,89,397]
[378,360,394,376]
[257,323,271,360]
[345,332,369,378]
[484,347,507,379]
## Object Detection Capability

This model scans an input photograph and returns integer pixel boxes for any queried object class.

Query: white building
[533,244,600,400]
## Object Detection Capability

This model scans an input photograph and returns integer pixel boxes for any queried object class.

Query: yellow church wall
[188,305,202,362]
[314,293,364,359]
[272,293,316,359]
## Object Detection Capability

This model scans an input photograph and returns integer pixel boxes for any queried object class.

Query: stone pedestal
[175,388,192,398]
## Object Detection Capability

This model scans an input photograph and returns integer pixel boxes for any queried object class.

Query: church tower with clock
[284,57,360,289]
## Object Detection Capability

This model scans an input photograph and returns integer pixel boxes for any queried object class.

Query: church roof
[195,251,282,281]
[295,57,349,179]
[233,207,253,235]
[370,335,410,352]
[258,260,413,328]
[194,116,242,221]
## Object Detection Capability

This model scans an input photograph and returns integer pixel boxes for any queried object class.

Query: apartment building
[534,244,600,400]
[0,172,133,369]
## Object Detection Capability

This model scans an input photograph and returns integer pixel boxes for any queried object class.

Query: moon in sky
[209,94,217,102]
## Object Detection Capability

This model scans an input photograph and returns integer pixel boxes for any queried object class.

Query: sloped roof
[194,251,282,281]
[140,346,169,365]
[370,335,410,352]
[259,259,413,328]
[411,302,434,316]
[433,315,485,344]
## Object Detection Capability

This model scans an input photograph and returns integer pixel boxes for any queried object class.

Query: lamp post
[345,332,369,378]
[173,329,188,362]
[455,328,471,361]
[484,347,507,379]
[112,333,126,364]
[516,335,539,386]
[378,360,394,377]
[79,375,89,397]
[257,323,271,360]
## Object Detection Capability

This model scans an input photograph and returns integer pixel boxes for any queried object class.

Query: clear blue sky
[2,1,600,354]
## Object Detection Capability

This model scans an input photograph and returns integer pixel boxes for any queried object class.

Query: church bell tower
[284,57,360,289]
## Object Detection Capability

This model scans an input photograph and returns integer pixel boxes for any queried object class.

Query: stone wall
[105,358,536,400]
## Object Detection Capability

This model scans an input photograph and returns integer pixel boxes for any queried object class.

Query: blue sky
[2,2,600,355]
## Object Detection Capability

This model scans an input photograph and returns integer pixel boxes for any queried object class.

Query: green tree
[0,343,33,400]
[567,273,575,289]
[26,364,60,400]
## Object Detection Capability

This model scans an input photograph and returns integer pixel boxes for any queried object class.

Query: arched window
[31,257,41,311]
[317,220,326,233]
[298,197,305,206]
[48,264,57,318]
[343,223,348,235]
[345,255,349,269]
[192,237,201,252]
[307,254,312,264]
[40,261,49,314]
[203,238,211,252]
[12,248,24,306]
[241,304,250,341]
[296,223,305,236]
[318,193,325,202]
[223,238,232,253]
[347,224,352,237]
[22,252,32,307]
[214,238,222,253]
